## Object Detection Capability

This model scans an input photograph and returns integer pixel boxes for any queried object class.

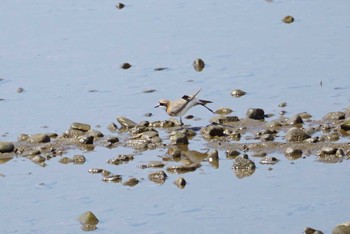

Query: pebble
[226,150,240,159]
[260,156,279,165]
[232,155,256,178]
[78,135,94,145]
[210,115,240,125]
[174,177,187,189]
[285,147,303,159]
[278,102,287,107]
[340,119,350,131]
[102,175,122,183]
[288,114,304,125]
[166,164,201,174]
[148,170,167,184]
[31,155,46,163]
[231,89,246,98]
[120,62,132,69]
[285,127,311,142]
[169,131,189,145]
[304,227,324,234]
[28,134,50,143]
[282,15,294,24]
[246,108,265,120]
[123,178,139,187]
[117,116,137,129]
[72,155,86,164]
[332,222,350,234]
[193,58,205,72]
[201,125,226,138]
[323,111,345,121]
[71,122,91,132]
[16,87,24,93]
[115,3,125,9]
[0,142,14,153]
[77,211,99,231]
[215,107,233,115]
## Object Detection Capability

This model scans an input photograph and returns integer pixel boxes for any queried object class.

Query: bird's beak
[154,104,160,108]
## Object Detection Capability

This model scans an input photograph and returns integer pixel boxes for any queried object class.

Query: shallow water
[1,1,350,233]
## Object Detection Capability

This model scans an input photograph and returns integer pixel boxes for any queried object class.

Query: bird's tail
[198,99,215,114]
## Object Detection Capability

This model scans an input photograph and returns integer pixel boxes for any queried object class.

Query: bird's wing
[181,89,201,101]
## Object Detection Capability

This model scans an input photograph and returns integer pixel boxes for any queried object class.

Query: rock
[246,108,265,120]
[226,150,240,159]
[16,87,24,93]
[285,147,303,160]
[77,211,99,231]
[102,175,122,183]
[288,114,304,125]
[260,156,279,165]
[59,157,73,164]
[138,161,165,169]
[232,155,256,178]
[151,120,175,128]
[117,116,137,129]
[148,170,167,184]
[28,134,50,143]
[123,178,139,187]
[116,3,125,9]
[285,127,311,142]
[170,131,189,145]
[87,129,103,138]
[299,112,312,119]
[201,125,226,138]
[282,15,294,24]
[107,154,134,165]
[323,112,345,121]
[71,122,91,132]
[231,89,246,98]
[278,102,287,107]
[78,135,94,145]
[166,164,201,174]
[18,134,29,141]
[120,62,132,69]
[0,142,14,153]
[208,150,219,168]
[72,155,86,164]
[107,123,118,133]
[210,115,240,125]
[321,146,337,155]
[31,155,45,163]
[304,227,324,234]
[174,177,186,189]
[193,58,205,72]
[340,119,350,131]
[332,222,350,234]
[215,107,233,115]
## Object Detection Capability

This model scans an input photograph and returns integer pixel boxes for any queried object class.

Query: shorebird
[155,89,215,125]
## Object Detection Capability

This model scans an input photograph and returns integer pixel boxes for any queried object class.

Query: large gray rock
[0,142,14,153]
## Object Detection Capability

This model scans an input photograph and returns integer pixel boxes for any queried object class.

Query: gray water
[1,1,350,233]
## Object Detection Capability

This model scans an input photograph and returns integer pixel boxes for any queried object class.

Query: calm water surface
[1,1,350,233]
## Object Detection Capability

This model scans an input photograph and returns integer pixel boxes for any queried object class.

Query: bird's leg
[180,117,184,126]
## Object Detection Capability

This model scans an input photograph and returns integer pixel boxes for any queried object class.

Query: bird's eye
[159,102,166,106]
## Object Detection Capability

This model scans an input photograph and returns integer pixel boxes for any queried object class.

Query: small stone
[226,150,240,159]
[304,227,324,234]
[72,155,86,164]
[260,156,279,165]
[298,112,312,119]
[231,89,246,98]
[246,108,265,120]
[0,142,14,153]
[120,62,132,69]
[323,112,345,121]
[201,125,226,138]
[123,178,139,187]
[215,107,233,115]
[18,134,29,141]
[285,127,311,142]
[193,58,205,72]
[148,171,167,184]
[88,168,104,174]
[278,102,287,107]
[174,177,187,189]
[233,155,256,178]
[288,114,304,125]
[210,115,240,125]
[16,87,24,93]
[282,15,294,24]
[102,175,122,183]
[59,157,73,164]
[77,211,99,231]
[144,113,152,117]
[32,155,46,163]
[116,3,125,9]
[78,135,94,145]
[321,146,337,155]
[332,222,350,234]
[71,122,91,132]
[340,119,350,131]
[154,67,168,71]
[143,89,156,93]
[166,164,201,174]
[117,116,137,129]
[28,134,50,143]
[208,150,219,169]
[285,147,303,160]
[170,131,189,145]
